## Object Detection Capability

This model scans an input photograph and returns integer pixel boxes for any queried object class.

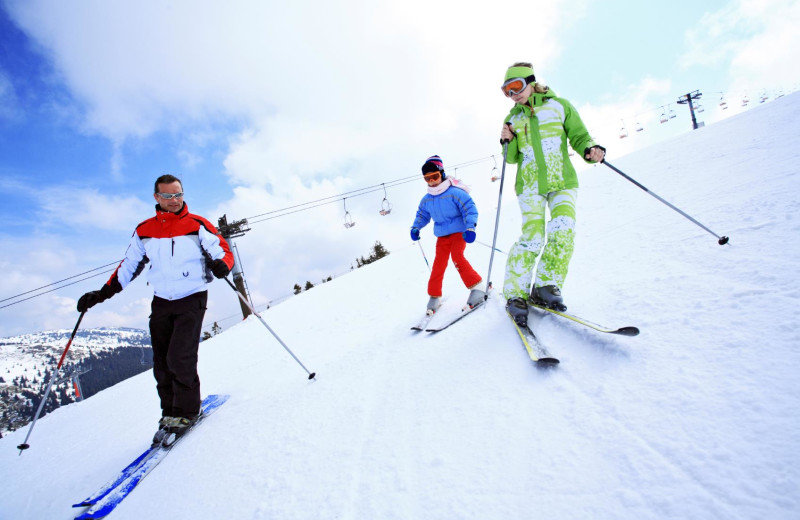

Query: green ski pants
[503,188,577,300]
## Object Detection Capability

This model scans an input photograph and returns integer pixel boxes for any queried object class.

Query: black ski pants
[149,290,207,418]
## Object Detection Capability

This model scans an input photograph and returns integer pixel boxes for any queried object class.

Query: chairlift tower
[54,365,92,402]
[677,90,703,130]
[217,214,253,320]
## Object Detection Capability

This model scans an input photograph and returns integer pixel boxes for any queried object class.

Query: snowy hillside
[0,327,150,382]
[1,93,799,520]
[0,328,152,436]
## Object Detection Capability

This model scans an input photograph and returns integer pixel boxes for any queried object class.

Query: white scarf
[427,177,471,196]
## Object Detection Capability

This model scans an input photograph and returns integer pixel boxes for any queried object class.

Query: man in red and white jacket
[78,174,234,439]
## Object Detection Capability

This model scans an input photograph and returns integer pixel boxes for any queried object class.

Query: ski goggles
[501,75,536,97]
[423,172,442,183]
[156,192,184,199]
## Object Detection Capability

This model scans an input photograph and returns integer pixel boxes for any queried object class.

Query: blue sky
[1,0,798,336]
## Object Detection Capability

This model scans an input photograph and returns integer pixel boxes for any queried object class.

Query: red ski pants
[428,232,482,297]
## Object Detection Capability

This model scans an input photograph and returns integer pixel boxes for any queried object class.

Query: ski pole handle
[500,122,513,145]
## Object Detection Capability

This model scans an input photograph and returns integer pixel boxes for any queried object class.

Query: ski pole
[602,160,729,245]
[18,311,86,454]
[223,277,316,380]
[476,240,506,254]
[417,241,431,272]
[485,138,511,295]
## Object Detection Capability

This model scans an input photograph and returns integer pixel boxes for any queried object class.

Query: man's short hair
[154,174,183,193]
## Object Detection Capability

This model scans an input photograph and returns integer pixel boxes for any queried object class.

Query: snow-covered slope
[1,93,799,520]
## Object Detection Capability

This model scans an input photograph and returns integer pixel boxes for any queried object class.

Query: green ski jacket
[503,89,598,195]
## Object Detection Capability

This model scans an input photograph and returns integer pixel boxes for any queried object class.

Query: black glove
[210,258,230,279]
[77,290,105,313]
[584,144,607,160]
[77,281,119,312]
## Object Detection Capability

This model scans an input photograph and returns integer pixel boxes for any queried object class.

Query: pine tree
[293,283,302,295]
[305,281,314,291]
[371,241,390,260]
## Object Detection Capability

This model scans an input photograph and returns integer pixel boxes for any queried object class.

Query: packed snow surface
[2,93,799,520]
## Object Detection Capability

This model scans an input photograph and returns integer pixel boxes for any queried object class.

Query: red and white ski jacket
[104,203,234,301]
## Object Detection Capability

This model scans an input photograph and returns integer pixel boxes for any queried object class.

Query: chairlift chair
[742,95,749,107]
[719,95,728,110]
[668,105,677,119]
[140,345,151,366]
[379,183,393,216]
[659,107,668,124]
[635,121,644,132]
[343,198,356,228]
[490,155,500,182]
[695,101,704,113]
[619,120,628,139]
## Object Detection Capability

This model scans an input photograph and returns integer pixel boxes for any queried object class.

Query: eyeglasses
[423,172,441,183]
[156,192,184,199]
[501,75,535,97]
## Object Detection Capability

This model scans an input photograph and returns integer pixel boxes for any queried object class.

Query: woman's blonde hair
[510,61,549,93]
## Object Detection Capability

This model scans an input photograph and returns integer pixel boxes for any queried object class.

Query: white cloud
[36,186,152,232]
[681,0,800,92]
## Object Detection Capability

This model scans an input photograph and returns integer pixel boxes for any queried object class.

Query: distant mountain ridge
[0,327,153,437]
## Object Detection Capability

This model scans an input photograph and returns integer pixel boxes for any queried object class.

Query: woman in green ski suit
[499,62,605,322]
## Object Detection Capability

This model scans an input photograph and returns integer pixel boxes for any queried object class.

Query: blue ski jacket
[412,185,478,237]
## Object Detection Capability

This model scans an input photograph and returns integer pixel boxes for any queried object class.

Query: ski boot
[152,416,174,447]
[159,414,201,447]
[530,285,567,312]
[506,297,529,327]
[426,297,441,316]
[466,284,486,309]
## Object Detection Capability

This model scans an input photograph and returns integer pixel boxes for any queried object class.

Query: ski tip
[537,358,560,367]
[614,327,640,336]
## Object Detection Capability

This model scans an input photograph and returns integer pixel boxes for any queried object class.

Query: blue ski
[73,394,229,519]
[72,446,160,507]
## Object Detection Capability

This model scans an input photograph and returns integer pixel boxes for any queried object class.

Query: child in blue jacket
[410,155,485,314]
